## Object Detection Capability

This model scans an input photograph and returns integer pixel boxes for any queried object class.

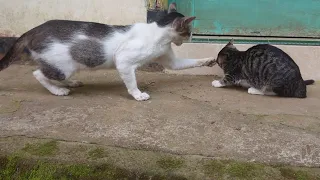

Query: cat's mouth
[183,39,191,43]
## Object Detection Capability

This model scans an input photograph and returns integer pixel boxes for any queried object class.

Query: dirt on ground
[0,65,319,179]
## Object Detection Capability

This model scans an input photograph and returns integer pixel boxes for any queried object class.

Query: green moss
[0,100,21,114]
[22,141,58,156]
[203,160,226,178]
[0,155,20,179]
[204,160,320,180]
[0,156,9,172]
[204,160,278,180]
[227,161,265,179]
[88,147,107,160]
[27,162,57,180]
[280,168,313,180]
[0,156,187,180]
[157,156,185,170]
[254,114,269,120]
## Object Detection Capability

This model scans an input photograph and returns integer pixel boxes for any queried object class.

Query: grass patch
[88,147,107,160]
[203,160,225,177]
[0,155,187,180]
[227,161,265,179]
[280,168,315,180]
[204,160,320,180]
[22,141,58,156]
[204,160,267,179]
[157,156,185,171]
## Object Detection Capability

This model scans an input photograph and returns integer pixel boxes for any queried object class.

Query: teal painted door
[169,0,320,38]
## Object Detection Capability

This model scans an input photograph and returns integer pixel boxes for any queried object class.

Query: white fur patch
[132,92,150,101]
[248,87,264,95]
[76,34,89,40]
[33,70,70,96]
[212,80,224,88]
[36,42,77,78]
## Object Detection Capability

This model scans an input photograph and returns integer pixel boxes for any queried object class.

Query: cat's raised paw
[206,58,217,67]
[51,88,70,96]
[203,58,217,67]
[212,80,224,88]
[133,92,150,101]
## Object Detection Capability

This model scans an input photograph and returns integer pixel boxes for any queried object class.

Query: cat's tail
[0,35,29,71]
[304,79,315,85]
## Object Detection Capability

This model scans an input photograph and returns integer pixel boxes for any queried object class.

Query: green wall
[169,0,320,38]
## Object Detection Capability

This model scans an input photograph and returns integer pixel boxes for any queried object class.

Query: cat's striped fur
[212,40,314,98]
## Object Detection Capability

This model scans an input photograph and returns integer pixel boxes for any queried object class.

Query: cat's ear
[172,16,196,30]
[226,39,236,48]
[168,3,177,13]
[182,16,196,25]
[227,39,234,46]
[172,18,183,29]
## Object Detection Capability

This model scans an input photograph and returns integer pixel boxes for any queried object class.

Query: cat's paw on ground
[50,88,71,96]
[248,87,264,95]
[133,92,150,101]
[212,80,224,88]
[65,80,84,88]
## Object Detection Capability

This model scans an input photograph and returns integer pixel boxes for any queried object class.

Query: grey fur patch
[70,39,106,68]
[26,20,130,53]
[38,60,66,81]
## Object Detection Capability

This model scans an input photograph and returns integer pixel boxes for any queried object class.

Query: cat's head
[156,3,196,46]
[216,39,240,69]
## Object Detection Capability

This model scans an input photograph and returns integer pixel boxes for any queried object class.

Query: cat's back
[242,43,303,87]
[24,20,131,44]
[248,44,287,55]
[245,44,298,68]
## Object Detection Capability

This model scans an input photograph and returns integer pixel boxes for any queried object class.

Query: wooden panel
[170,0,320,38]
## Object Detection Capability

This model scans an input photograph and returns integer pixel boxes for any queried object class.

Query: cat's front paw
[212,80,224,88]
[248,87,264,95]
[50,87,70,96]
[133,92,150,101]
[203,57,217,67]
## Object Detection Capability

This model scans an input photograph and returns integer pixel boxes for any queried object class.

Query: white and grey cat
[0,3,216,101]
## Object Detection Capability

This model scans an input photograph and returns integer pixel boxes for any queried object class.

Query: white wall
[0,0,146,36]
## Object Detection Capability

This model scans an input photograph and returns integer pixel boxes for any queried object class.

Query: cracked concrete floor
[0,65,320,167]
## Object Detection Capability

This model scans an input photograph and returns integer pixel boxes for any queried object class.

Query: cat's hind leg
[248,86,276,96]
[33,59,77,96]
[33,69,70,96]
[60,80,84,88]
[272,81,306,98]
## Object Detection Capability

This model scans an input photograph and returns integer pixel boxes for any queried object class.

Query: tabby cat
[212,40,314,98]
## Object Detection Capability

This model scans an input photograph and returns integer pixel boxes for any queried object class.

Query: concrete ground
[1,65,319,164]
[0,65,320,179]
